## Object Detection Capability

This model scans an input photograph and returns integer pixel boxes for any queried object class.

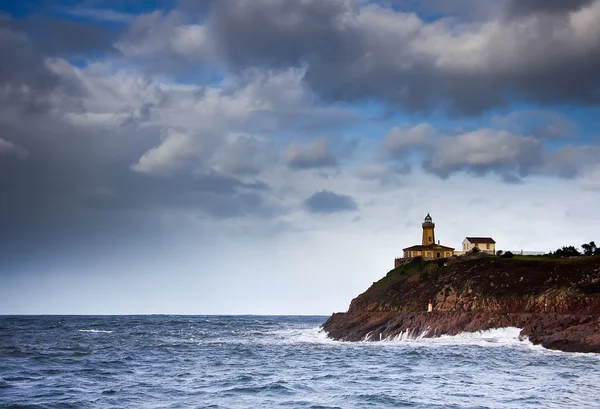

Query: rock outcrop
[322,256,600,353]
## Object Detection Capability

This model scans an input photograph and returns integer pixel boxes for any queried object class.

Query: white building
[462,237,496,255]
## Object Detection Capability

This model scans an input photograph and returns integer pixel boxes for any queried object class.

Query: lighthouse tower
[400,212,455,263]
[421,213,435,246]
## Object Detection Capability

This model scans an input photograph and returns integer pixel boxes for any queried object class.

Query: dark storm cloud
[304,190,358,214]
[0,15,121,111]
[505,0,596,16]
[0,27,63,108]
[200,0,600,115]
[0,110,278,266]
[0,17,122,56]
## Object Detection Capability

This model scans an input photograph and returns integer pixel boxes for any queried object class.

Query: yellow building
[402,213,455,260]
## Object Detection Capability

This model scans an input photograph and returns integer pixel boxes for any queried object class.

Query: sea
[1,316,599,409]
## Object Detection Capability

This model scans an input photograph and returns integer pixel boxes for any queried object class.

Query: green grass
[365,259,427,300]
[511,255,598,263]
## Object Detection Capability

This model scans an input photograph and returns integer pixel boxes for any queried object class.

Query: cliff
[322,256,600,353]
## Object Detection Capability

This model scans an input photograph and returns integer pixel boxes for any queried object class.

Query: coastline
[322,256,600,353]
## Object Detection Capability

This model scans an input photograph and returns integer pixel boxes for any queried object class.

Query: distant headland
[323,214,600,353]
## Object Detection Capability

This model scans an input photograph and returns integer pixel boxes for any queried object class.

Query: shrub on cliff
[581,241,600,256]
[554,246,581,257]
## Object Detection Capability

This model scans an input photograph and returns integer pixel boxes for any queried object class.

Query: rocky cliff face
[322,256,600,353]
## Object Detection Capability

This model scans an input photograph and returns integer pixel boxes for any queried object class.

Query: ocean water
[1,316,599,408]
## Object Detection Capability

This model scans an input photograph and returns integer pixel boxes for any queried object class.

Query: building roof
[465,237,496,244]
[403,244,455,251]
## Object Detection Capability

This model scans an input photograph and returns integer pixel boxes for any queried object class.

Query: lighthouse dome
[424,213,432,223]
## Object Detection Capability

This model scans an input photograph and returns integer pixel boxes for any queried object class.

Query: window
[427,252,432,258]
[486,243,490,249]
[429,237,432,242]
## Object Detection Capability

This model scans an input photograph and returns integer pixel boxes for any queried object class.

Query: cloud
[215,135,271,176]
[199,0,600,115]
[117,10,214,71]
[304,190,358,214]
[131,128,219,176]
[65,8,136,23]
[384,123,435,158]
[491,110,576,140]
[423,129,542,178]
[505,0,596,17]
[0,64,305,260]
[575,163,600,190]
[542,145,600,178]
[386,0,502,21]
[0,27,63,110]
[0,138,28,159]
[355,162,411,185]
[3,1,600,316]
[286,138,337,170]
[1,16,122,57]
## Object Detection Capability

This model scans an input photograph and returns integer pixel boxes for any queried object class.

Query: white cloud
[408,1,600,74]
[425,129,542,177]
[131,128,208,176]
[384,123,435,157]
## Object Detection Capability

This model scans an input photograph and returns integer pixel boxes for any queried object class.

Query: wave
[214,326,532,349]
[267,327,338,345]
[78,329,113,333]
[358,326,536,350]
[420,327,531,346]
[338,327,538,349]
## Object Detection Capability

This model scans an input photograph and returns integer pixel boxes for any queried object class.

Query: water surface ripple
[1,316,599,408]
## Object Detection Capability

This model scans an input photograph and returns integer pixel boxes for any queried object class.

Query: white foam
[379,327,533,348]
[268,327,338,345]
[200,326,540,351]
[268,327,531,348]
[78,329,113,333]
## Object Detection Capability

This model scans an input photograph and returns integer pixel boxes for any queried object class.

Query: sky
[1,0,600,315]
